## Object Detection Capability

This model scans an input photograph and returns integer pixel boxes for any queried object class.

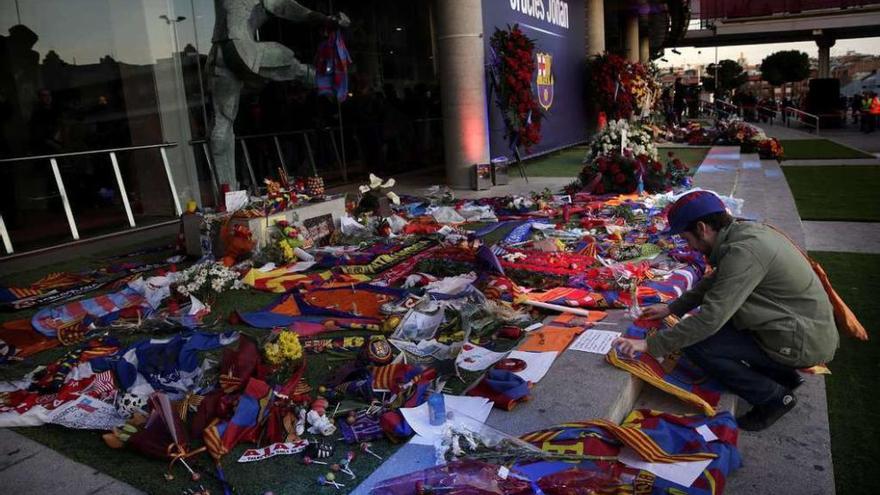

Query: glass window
[0,0,194,252]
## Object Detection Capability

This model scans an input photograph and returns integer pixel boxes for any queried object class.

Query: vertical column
[434,0,491,189]
[585,0,605,56]
[624,13,639,62]
[639,36,650,63]
[816,37,835,79]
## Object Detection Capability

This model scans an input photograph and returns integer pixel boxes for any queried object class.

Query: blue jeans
[683,322,800,406]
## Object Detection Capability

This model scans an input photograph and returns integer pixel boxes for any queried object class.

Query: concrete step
[0,429,144,495]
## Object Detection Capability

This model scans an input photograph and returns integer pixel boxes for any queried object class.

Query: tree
[760,50,810,87]
[702,59,748,97]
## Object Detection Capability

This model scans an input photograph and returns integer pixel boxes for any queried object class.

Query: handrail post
[303,132,316,176]
[239,139,259,195]
[109,152,136,228]
[201,142,221,204]
[273,136,288,176]
[159,147,183,216]
[0,214,12,254]
[50,158,79,240]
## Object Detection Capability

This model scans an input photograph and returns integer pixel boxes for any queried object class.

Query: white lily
[386,191,400,205]
[358,184,371,194]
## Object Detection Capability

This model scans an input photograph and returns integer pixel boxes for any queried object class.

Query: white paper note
[696,424,718,442]
[507,350,559,383]
[402,395,494,445]
[568,330,622,354]
[618,447,711,488]
[225,190,248,212]
[455,343,509,371]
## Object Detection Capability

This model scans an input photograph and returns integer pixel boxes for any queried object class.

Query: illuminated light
[395,27,404,31]
[461,115,488,163]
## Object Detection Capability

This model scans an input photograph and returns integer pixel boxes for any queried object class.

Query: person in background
[850,93,862,126]
[868,91,880,134]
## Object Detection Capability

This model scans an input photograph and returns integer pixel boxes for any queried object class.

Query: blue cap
[664,191,727,235]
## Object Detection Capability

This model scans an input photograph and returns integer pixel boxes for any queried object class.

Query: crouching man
[613,191,838,431]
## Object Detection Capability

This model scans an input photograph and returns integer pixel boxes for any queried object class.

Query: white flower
[359,185,371,194]
[386,191,400,205]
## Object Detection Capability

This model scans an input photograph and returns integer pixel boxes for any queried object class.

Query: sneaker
[773,372,805,391]
[737,393,797,432]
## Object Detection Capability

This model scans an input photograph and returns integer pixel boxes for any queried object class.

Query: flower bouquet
[584,119,658,164]
[255,219,310,264]
[175,261,243,300]
[489,24,542,151]
[588,53,634,120]
[577,152,648,194]
[757,137,784,161]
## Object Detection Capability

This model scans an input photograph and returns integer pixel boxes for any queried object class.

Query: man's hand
[640,303,671,320]
[612,337,648,358]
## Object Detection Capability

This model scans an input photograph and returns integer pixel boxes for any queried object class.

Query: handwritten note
[568,329,621,354]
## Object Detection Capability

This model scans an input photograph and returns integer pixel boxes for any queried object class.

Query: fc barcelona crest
[536,52,554,111]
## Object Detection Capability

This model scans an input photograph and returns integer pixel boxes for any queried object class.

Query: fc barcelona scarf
[315,29,352,102]
[1,262,170,311]
[606,321,725,415]
[31,284,151,338]
[516,410,742,495]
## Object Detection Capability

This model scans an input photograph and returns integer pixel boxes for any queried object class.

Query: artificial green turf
[811,251,880,495]
[524,145,708,178]
[779,139,874,160]
[782,166,880,221]
[524,146,588,177]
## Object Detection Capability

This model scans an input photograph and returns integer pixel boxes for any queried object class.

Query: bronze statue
[208,0,349,190]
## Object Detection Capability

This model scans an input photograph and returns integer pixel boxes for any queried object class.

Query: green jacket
[646,221,838,367]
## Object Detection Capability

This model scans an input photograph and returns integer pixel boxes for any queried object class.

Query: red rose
[597,162,607,172]
[652,162,662,172]
[610,163,621,174]
[614,173,626,184]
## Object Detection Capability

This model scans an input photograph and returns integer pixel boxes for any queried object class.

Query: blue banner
[482,0,587,159]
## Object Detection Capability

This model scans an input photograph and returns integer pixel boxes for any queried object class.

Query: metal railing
[698,98,741,119]
[191,128,344,203]
[785,107,821,134]
[0,143,182,255]
[756,105,780,124]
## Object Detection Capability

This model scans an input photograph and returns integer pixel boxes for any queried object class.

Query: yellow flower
[264,342,283,365]
[278,331,303,361]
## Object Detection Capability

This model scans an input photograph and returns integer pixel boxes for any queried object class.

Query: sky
[657,37,880,68]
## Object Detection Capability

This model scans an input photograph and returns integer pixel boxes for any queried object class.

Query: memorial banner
[482,0,587,158]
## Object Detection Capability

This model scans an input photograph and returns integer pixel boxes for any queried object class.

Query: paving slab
[726,375,835,495]
[803,221,880,254]
[0,429,144,495]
